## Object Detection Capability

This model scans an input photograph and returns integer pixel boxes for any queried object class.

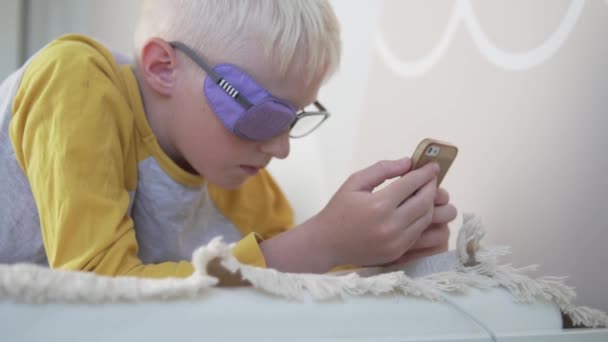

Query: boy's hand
[384,187,457,266]
[312,158,440,268]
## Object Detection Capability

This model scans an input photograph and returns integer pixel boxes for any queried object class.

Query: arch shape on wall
[376,0,585,78]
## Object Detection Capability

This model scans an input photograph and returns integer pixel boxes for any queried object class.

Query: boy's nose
[259,131,290,159]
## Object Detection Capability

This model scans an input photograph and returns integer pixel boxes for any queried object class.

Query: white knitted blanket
[1,214,606,328]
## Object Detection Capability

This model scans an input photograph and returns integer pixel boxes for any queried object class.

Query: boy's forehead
[223,45,323,109]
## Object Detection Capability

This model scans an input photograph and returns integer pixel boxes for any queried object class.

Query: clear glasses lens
[290,114,327,138]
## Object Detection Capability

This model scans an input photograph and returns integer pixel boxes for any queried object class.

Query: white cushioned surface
[1,286,561,341]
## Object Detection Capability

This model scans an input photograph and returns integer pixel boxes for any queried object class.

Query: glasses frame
[290,101,330,138]
[169,41,330,139]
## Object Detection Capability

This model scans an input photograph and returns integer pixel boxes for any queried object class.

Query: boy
[0,0,456,277]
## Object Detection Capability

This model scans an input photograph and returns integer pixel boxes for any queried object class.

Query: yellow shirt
[3,35,293,277]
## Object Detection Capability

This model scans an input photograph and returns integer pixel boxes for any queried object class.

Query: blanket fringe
[1,213,606,328]
[209,214,608,328]
[0,263,216,303]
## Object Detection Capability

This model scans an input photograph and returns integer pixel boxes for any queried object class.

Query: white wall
[0,0,21,80]
[325,0,608,313]
[24,0,141,57]
[11,0,608,313]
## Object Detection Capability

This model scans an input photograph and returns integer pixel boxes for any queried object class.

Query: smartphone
[411,138,458,186]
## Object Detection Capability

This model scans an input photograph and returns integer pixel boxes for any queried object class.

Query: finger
[394,178,437,230]
[431,203,458,224]
[390,243,449,266]
[393,180,437,252]
[409,224,450,250]
[435,188,450,206]
[342,158,411,192]
[378,162,439,206]
[403,207,434,247]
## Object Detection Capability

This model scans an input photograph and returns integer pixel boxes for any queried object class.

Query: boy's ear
[139,38,177,96]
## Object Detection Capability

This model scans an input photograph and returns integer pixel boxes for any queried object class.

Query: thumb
[342,158,412,192]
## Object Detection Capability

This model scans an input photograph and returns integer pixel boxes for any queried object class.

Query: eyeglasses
[290,101,330,138]
[170,41,330,140]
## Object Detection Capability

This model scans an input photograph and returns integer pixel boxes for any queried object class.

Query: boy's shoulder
[26,34,121,79]
[44,34,106,55]
[13,34,141,151]
[18,34,138,115]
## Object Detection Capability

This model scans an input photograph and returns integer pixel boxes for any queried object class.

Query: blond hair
[134,0,341,85]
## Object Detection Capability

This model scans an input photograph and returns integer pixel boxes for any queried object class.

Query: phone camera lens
[426,145,440,157]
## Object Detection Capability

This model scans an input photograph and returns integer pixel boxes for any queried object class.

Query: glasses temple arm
[169,41,252,109]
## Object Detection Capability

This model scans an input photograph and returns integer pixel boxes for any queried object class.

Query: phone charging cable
[439,293,499,342]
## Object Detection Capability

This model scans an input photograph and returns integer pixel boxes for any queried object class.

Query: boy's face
[168,45,323,189]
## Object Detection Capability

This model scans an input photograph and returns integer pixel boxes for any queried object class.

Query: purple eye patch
[204,64,297,141]
[170,41,297,141]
